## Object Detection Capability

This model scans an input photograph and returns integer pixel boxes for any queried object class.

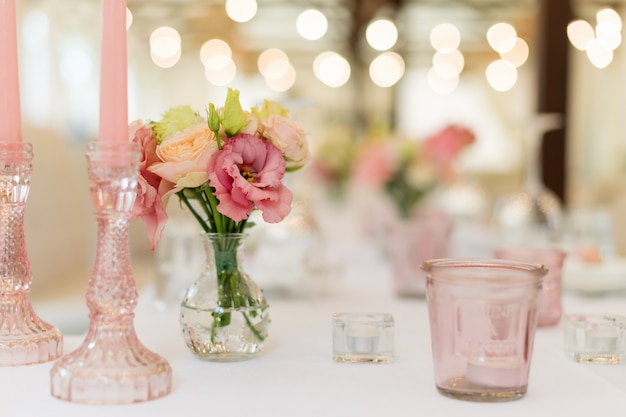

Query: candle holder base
[50,319,171,404]
[437,377,526,402]
[0,293,62,366]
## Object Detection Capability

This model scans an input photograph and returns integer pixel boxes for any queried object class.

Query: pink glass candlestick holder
[0,142,62,366]
[50,142,171,404]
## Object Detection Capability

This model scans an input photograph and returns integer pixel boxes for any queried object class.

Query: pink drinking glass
[494,247,566,326]
[421,258,546,402]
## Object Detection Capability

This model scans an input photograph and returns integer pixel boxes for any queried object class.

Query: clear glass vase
[180,233,270,361]
[0,142,62,366]
[50,142,172,404]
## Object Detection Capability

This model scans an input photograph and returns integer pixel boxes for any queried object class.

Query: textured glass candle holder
[0,142,62,366]
[422,258,546,402]
[564,314,626,364]
[332,312,394,363]
[50,142,172,404]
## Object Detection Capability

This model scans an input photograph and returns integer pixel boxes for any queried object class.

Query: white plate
[563,257,626,295]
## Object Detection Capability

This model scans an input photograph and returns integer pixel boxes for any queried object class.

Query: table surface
[6,230,626,417]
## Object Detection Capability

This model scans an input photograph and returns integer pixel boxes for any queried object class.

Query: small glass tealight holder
[332,312,394,363]
[564,314,626,364]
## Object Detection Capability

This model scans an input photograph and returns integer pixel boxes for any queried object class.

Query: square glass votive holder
[332,313,394,363]
[564,314,626,364]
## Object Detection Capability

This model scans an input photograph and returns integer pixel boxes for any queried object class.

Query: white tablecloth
[6,234,626,416]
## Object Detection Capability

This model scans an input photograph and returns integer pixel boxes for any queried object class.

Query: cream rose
[149,123,218,186]
[260,115,309,170]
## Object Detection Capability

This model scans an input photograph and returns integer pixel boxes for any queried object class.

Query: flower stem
[177,190,209,233]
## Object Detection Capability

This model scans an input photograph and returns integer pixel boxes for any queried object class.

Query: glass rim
[420,257,548,282]
[333,312,394,323]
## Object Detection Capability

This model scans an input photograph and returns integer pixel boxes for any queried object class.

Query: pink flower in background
[423,125,475,177]
[209,133,292,223]
[130,120,169,249]
[352,141,395,188]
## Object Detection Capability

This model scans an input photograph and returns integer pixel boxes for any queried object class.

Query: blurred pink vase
[494,247,567,327]
[387,211,452,297]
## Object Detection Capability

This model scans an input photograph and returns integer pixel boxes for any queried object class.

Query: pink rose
[129,120,169,249]
[150,123,218,187]
[260,115,309,170]
[209,133,292,223]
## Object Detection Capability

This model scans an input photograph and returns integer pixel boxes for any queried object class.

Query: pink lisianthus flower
[209,133,293,223]
[129,120,169,249]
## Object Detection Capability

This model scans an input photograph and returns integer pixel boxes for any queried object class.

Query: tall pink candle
[0,0,22,142]
[99,0,128,144]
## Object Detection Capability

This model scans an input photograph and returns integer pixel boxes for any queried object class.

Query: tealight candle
[346,327,380,354]
[99,0,128,144]
[565,313,626,364]
[587,327,619,353]
[332,312,394,363]
[0,0,22,142]
[466,357,522,388]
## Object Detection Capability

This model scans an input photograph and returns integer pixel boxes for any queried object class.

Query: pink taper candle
[0,0,22,142]
[99,0,128,144]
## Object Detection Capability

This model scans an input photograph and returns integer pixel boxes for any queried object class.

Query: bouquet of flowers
[131,88,309,247]
[130,88,309,351]
[352,125,475,219]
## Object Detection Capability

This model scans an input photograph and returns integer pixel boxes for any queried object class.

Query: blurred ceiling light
[225,0,257,23]
[567,19,595,50]
[487,22,517,53]
[150,26,181,59]
[427,68,459,94]
[296,9,328,40]
[151,48,181,68]
[258,48,290,76]
[369,52,404,87]
[432,49,464,78]
[430,23,461,52]
[597,8,622,30]
[126,7,133,29]
[486,59,518,92]
[313,51,351,88]
[265,64,296,92]
[264,59,291,81]
[500,37,529,67]
[205,59,237,86]
[585,38,613,68]
[200,39,232,71]
[596,21,622,50]
[366,18,398,51]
